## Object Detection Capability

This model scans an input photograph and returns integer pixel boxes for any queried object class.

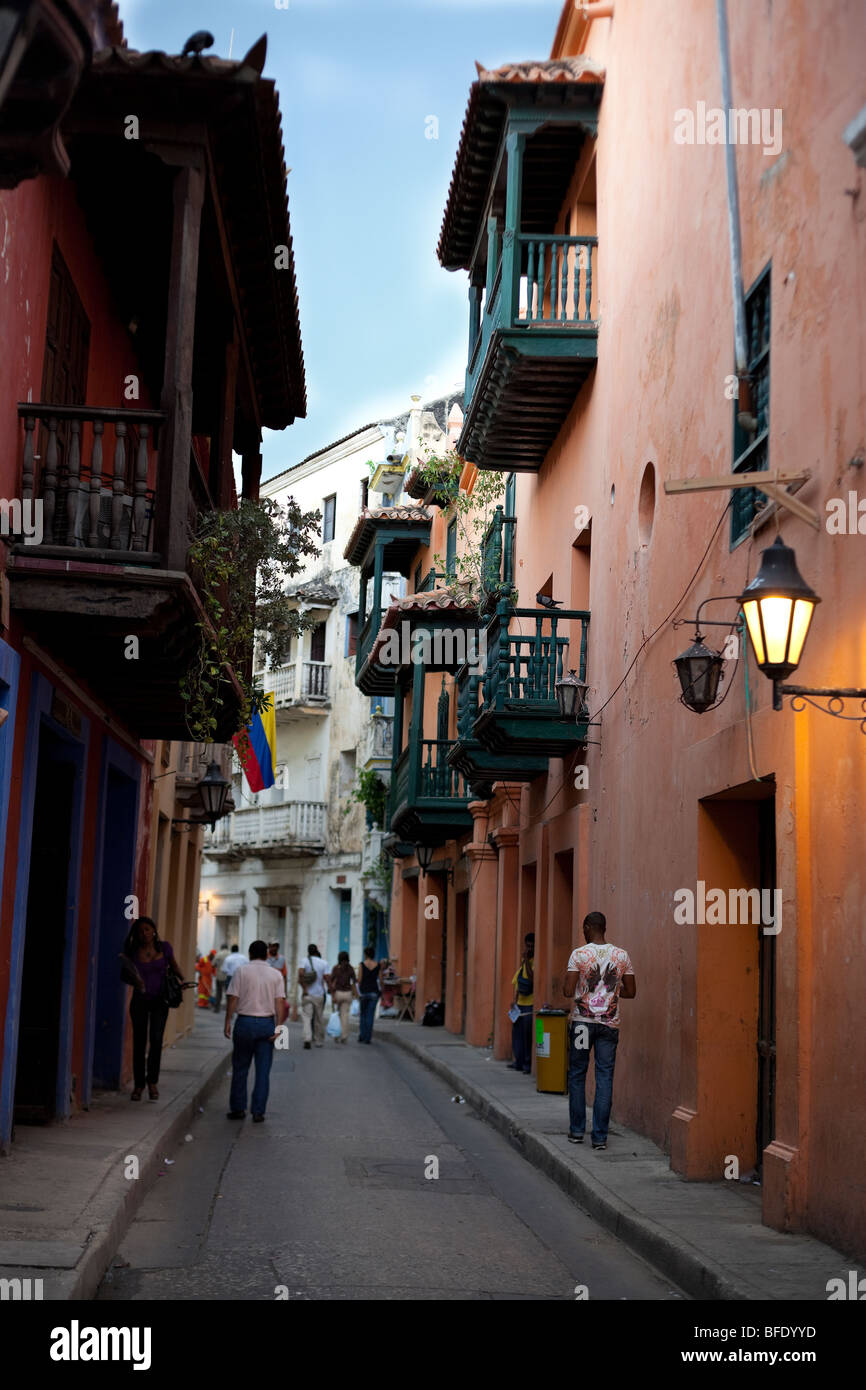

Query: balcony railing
[259,660,330,710]
[302,660,329,700]
[482,603,589,712]
[466,235,598,408]
[205,799,327,850]
[17,403,166,556]
[388,737,471,843]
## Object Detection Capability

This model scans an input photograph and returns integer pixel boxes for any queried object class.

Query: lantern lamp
[555,669,588,720]
[197,760,232,826]
[739,536,820,682]
[415,843,435,874]
[673,638,724,714]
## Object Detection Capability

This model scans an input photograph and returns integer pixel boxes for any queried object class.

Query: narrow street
[97,1023,684,1302]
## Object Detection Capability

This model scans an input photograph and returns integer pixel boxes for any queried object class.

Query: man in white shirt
[225,940,287,1122]
[222,944,248,988]
[297,943,329,1050]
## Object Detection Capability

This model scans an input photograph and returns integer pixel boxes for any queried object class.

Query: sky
[120,0,564,480]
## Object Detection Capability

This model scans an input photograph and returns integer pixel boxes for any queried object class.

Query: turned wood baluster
[42,416,58,544]
[21,416,35,505]
[66,419,82,545]
[88,420,104,547]
[585,243,593,322]
[131,424,149,551]
[526,240,537,320]
[536,241,545,322]
[559,244,568,321]
[110,420,127,549]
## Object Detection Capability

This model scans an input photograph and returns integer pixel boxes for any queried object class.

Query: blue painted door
[92,767,138,1089]
[338,891,351,956]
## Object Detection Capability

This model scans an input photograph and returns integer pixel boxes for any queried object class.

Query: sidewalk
[0,1010,230,1300]
[376,1019,863,1301]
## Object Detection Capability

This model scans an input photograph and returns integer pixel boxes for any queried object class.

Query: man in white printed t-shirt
[563,911,636,1151]
[297,943,330,1049]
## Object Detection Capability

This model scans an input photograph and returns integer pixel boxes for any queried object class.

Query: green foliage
[180,496,322,741]
[344,767,387,826]
[414,451,510,605]
[371,850,393,896]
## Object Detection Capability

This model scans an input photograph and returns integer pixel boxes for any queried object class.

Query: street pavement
[96,1020,686,1301]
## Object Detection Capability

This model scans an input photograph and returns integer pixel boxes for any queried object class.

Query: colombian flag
[233,694,276,793]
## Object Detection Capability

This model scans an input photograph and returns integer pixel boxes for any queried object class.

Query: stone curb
[378,1027,761,1302]
[64,1042,230,1301]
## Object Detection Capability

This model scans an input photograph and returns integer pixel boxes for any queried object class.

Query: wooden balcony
[461,233,598,473]
[449,665,548,797]
[388,738,472,847]
[343,504,432,694]
[5,402,246,741]
[203,799,328,861]
[470,601,591,758]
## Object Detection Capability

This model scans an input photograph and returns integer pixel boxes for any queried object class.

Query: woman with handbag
[123,916,193,1101]
[326,952,359,1044]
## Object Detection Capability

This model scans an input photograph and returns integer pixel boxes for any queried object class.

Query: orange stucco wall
[393,0,866,1259]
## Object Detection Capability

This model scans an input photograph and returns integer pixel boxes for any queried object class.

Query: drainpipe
[716,0,749,378]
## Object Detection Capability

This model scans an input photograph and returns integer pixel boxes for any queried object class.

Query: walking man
[222,942,247,995]
[266,940,288,988]
[224,940,287,1122]
[298,943,329,1050]
[563,912,635,1150]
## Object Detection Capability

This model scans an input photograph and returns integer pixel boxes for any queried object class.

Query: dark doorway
[456,890,468,1032]
[13,731,76,1123]
[92,767,139,1089]
[756,799,777,1167]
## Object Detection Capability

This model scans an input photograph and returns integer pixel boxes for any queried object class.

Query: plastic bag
[350,999,360,1017]
[326,1009,342,1038]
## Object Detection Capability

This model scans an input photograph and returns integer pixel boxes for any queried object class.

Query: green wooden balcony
[343,504,432,694]
[388,738,473,846]
[448,664,549,797]
[471,600,591,757]
[461,232,598,474]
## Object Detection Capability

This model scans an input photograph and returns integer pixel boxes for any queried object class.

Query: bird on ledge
[182,31,215,57]
[536,593,563,609]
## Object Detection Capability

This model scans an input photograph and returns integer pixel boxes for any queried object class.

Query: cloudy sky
[120,0,563,478]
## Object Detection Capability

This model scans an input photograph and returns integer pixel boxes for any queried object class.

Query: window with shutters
[345,612,359,658]
[730,265,771,548]
[310,621,326,663]
[445,518,457,579]
[322,494,336,543]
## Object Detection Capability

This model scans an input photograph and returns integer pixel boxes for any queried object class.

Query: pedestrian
[378,958,398,1017]
[356,947,381,1043]
[196,953,215,1009]
[124,916,194,1102]
[507,932,535,1074]
[224,940,287,1122]
[327,951,359,1043]
[266,940,288,988]
[563,911,636,1150]
[298,944,329,1049]
[212,942,230,1012]
[222,943,248,993]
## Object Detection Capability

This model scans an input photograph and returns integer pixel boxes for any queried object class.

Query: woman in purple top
[123,916,193,1101]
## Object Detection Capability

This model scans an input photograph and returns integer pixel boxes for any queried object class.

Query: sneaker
[226,1111,245,1120]
[592,1142,607,1150]
[252,1114,265,1123]
[568,1133,584,1144]
[506,1062,519,1070]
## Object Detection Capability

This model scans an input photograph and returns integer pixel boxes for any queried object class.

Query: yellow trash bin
[535,1007,569,1094]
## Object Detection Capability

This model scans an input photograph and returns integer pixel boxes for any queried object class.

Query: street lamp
[415,843,435,874]
[738,536,820,684]
[739,536,866,724]
[673,637,724,714]
[555,669,588,720]
[197,760,232,826]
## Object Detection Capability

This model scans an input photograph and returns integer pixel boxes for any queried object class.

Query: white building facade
[198,395,461,998]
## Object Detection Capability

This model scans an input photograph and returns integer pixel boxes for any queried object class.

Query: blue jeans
[358,992,378,1042]
[511,1005,533,1071]
[230,1015,275,1116]
[568,1020,620,1144]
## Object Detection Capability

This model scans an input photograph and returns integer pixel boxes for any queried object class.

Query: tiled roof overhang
[343,506,431,568]
[80,45,305,428]
[437,57,604,273]
[368,590,479,671]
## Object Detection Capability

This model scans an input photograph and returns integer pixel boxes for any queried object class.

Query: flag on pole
[233,694,276,792]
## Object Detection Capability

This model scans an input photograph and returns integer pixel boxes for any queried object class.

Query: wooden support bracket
[664,469,820,529]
